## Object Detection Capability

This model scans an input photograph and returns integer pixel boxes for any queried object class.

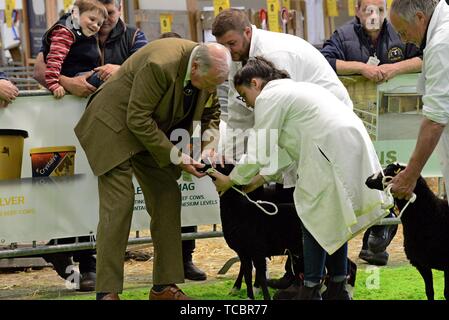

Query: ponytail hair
[233,56,290,88]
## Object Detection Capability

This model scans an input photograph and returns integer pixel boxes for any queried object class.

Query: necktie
[183,81,197,114]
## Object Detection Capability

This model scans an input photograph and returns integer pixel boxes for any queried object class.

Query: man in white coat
[212,10,352,147]
[212,8,354,291]
[388,0,449,200]
[212,9,352,133]
[210,57,388,300]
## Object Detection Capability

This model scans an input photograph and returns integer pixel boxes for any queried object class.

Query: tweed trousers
[95,151,184,293]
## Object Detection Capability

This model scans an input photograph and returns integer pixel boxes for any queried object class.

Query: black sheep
[365,163,449,300]
[214,164,303,300]
[215,165,357,300]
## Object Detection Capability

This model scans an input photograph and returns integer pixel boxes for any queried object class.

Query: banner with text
[0,94,220,244]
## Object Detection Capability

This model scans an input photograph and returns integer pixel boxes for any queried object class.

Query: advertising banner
[0,94,220,244]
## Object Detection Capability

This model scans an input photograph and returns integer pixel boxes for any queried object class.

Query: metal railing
[0,66,41,91]
[0,231,224,259]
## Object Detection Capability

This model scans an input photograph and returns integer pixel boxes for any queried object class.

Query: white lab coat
[226,25,353,133]
[229,80,388,254]
[224,26,352,186]
[418,0,449,202]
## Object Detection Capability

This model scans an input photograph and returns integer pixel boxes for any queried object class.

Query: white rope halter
[230,185,279,216]
[209,167,278,216]
[381,174,417,219]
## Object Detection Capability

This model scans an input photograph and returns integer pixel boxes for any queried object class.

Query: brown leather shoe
[77,272,96,292]
[98,293,120,300]
[149,284,193,300]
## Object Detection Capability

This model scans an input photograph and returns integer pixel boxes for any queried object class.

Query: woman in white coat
[210,57,388,300]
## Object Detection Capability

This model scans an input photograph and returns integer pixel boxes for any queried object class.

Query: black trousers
[181,226,197,262]
[361,209,396,250]
[45,236,96,274]
[44,226,197,277]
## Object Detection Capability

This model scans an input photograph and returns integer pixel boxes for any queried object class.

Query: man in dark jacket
[321,0,422,266]
[321,0,422,83]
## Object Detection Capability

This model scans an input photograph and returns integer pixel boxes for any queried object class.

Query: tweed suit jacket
[74,38,221,176]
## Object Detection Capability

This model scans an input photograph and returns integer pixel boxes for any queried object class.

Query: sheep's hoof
[229,287,240,296]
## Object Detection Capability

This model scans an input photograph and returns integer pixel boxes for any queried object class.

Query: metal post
[0,231,224,259]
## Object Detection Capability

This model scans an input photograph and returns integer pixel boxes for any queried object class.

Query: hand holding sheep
[209,170,233,196]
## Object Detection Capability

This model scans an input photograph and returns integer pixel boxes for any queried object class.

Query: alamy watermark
[169,121,280,175]
[365,265,381,290]
[64,265,81,290]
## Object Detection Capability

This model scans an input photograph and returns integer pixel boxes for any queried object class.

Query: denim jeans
[301,224,348,286]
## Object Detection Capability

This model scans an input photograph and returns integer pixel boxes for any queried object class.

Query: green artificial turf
[57,265,445,300]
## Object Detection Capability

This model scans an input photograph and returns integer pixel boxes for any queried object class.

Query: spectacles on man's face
[237,95,246,103]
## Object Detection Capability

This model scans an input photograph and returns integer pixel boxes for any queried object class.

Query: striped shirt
[130,30,147,54]
[45,27,75,92]
[131,29,148,54]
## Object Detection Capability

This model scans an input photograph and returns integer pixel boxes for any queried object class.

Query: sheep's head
[365,163,406,191]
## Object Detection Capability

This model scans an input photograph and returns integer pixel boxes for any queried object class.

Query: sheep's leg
[444,270,449,300]
[254,262,261,296]
[254,257,268,291]
[230,263,244,295]
[253,256,271,300]
[253,275,261,296]
[415,265,434,300]
[240,255,255,299]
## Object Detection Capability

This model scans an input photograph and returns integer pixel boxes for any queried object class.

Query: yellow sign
[213,0,231,17]
[5,0,15,28]
[348,0,356,16]
[267,0,280,32]
[282,0,291,10]
[64,0,74,12]
[160,14,172,34]
[326,0,339,17]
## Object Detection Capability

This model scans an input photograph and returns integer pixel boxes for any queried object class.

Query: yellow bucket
[0,129,29,180]
[30,146,76,177]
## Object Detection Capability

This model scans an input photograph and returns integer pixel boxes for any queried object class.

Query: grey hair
[193,43,232,79]
[98,0,121,8]
[357,0,386,8]
[390,0,439,23]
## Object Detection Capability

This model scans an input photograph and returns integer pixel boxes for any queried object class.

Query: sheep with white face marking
[366,163,449,300]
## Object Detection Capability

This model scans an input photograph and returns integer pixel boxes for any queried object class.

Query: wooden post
[21,0,32,65]
[45,0,58,26]
[0,29,6,65]
[186,0,198,42]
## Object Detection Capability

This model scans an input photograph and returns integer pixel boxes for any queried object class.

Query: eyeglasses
[237,95,246,103]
